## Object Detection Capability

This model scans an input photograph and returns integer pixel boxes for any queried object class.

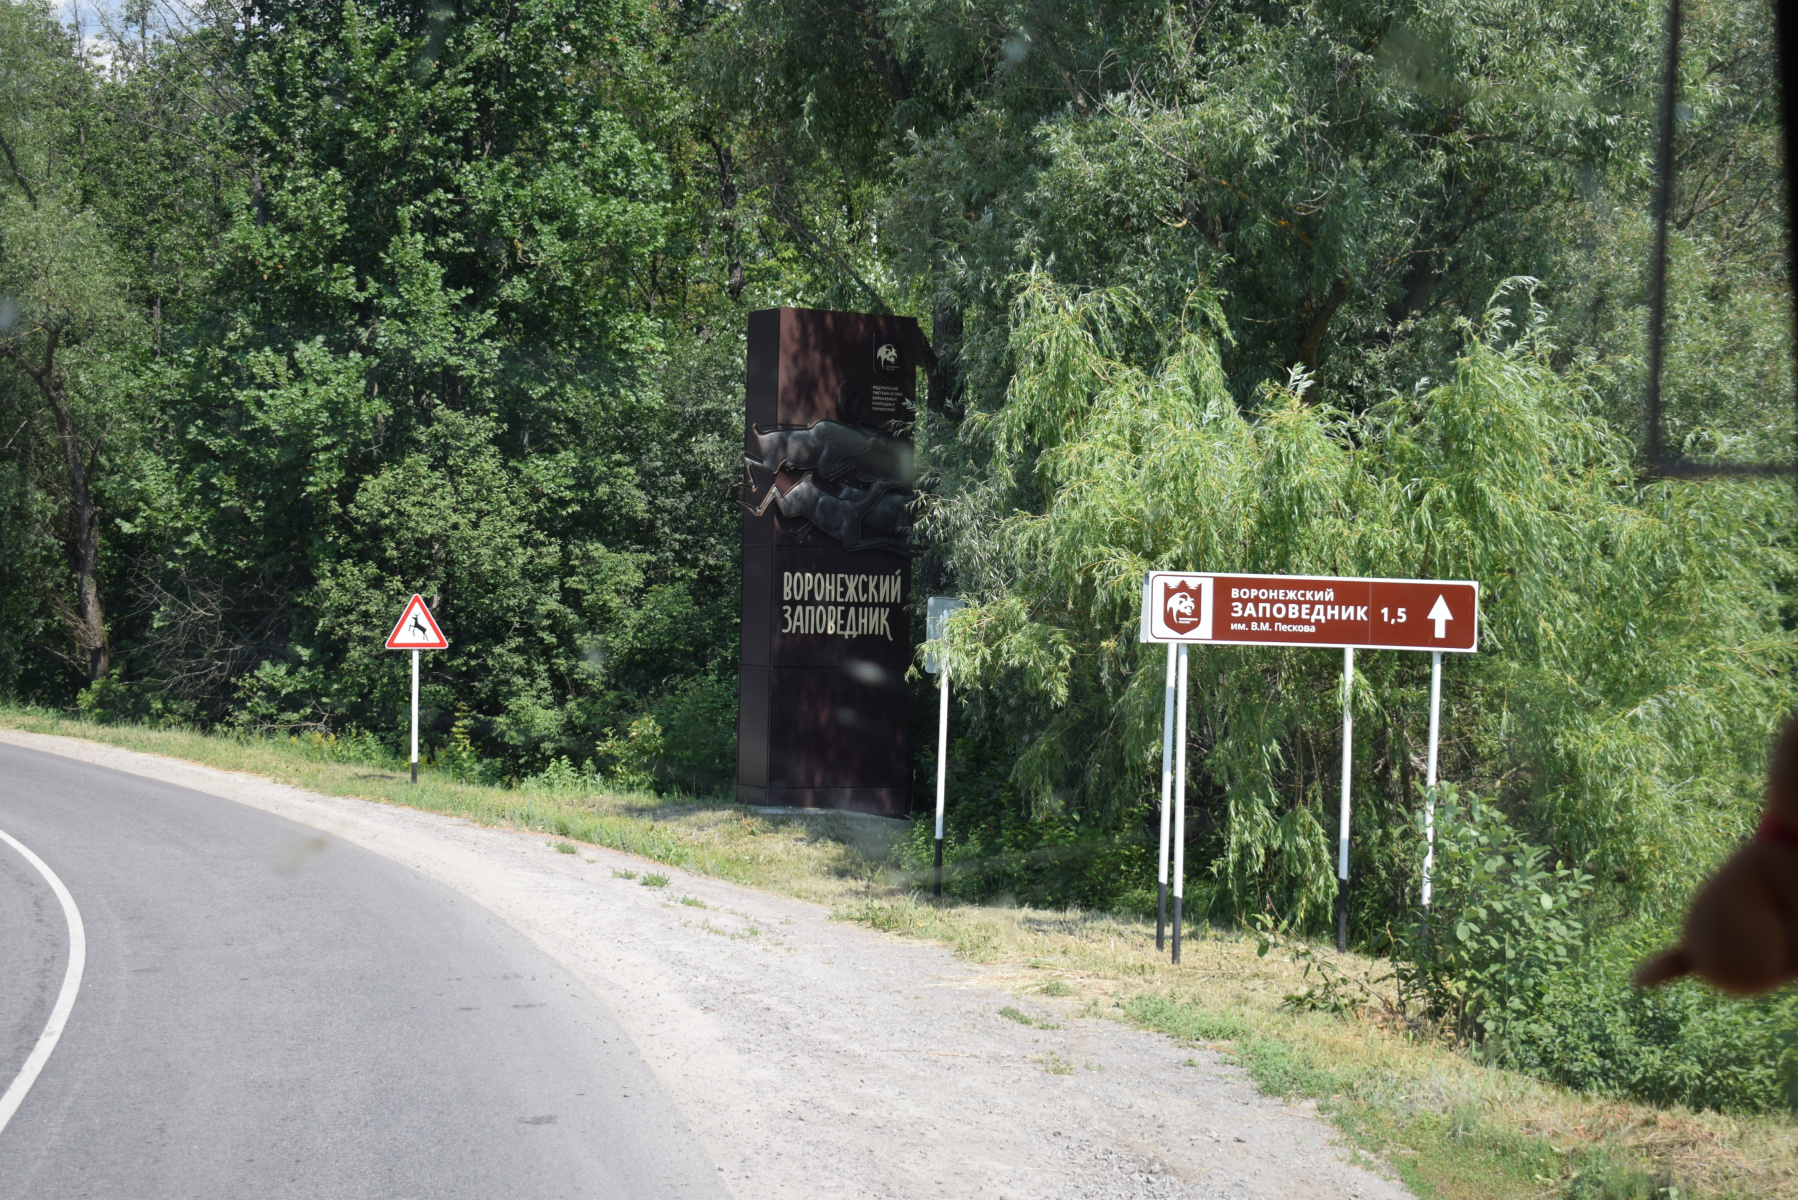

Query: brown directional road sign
[1141,572,1479,653]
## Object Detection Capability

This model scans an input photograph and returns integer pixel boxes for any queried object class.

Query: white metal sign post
[1172,643,1190,962]
[1138,578,1178,953]
[1140,571,1478,956]
[925,597,966,898]
[1158,643,1176,951]
[1337,647,1354,952]
[1422,649,1443,935]
[385,594,449,784]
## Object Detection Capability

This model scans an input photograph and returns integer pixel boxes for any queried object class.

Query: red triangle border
[385,594,449,649]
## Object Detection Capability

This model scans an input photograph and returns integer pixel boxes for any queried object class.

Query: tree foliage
[930,278,1793,927]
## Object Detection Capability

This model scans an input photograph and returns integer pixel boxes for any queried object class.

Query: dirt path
[0,729,1411,1200]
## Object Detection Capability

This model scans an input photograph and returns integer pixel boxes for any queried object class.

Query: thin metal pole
[1157,643,1175,951]
[410,648,420,785]
[1423,651,1442,911]
[1336,647,1353,953]
[1172,645,1189,964]
[935,666,949,897]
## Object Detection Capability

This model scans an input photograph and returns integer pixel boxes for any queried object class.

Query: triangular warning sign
[385,594,448,650]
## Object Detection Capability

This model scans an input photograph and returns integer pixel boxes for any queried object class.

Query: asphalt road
[0,742,725,1199]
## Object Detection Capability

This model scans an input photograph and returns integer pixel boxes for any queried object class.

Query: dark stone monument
[735,308,919,816]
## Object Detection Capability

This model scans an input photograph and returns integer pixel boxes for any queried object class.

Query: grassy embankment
[1,707,1792,1200]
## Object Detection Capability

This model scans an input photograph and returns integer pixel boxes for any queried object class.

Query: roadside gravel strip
[0,730,1411,1200]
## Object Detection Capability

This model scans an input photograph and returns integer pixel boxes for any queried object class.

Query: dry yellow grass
[4,707,1794,1199]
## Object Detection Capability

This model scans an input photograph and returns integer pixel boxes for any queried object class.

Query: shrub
[591,671,736,796]
[522,754,598,793]
[1396,785,1798,1113]
[436,706,499,783]
[1503,927,1798,1114]
[648,671,735,794]
[1394,785,1593,1047]
[594,715,664,792]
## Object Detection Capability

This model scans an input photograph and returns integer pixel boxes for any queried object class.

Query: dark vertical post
[1643,0,1681,470]
[1421,649,1442,954]
[1778,0,1798,490]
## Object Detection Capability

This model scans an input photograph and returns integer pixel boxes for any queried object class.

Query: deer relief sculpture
[738,417,917,553]
[747,420,915,486]
[742,472,915,552]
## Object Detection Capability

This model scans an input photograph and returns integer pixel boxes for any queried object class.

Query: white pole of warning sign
[410,650,420,784]
[1172,644,1189,964]
[1337,647,1354,953]
[1423,650,1442,912]
[1157,642,1175,952]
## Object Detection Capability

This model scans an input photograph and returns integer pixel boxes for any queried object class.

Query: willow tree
[928,278,1794,934]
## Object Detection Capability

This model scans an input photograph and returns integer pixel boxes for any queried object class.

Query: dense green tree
[0,0,752,779]
[0,1,145,688]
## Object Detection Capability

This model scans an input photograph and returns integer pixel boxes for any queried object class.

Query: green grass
[1120,992,1558,1198]
[3,705,1792,1199]
[998,1004,1060,1030]
[0,706,890,901]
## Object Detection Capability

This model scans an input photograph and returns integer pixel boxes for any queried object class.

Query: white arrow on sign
[1428,594,1453,639]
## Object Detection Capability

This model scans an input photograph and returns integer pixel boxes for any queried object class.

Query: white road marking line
[0,826,86,1137]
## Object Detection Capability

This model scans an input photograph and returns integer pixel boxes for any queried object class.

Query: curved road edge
[0,824,86,1136]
